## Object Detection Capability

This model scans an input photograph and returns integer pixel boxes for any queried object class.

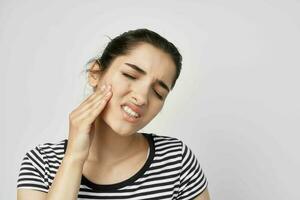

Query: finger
[87,90,112,115]
[77,86,111,113]
[74,85,110,114]
[78,91,112,123]
[81,85,107,105]
[73,91,110,119]
[76,85,112,115]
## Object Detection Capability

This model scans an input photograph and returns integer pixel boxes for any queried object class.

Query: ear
[87,60,102,90]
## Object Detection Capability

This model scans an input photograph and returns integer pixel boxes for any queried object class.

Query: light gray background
[1,0,300,199]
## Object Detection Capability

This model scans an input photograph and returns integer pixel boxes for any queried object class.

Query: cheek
[146,102,164,120]
[106,75,131,107]
[111,76,130,96]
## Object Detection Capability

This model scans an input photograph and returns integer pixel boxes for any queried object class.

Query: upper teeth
[122,105,140,118]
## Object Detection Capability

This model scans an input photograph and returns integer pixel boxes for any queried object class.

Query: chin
[108,120,140,137]
[99,98,155,137]
[100,106,141,137]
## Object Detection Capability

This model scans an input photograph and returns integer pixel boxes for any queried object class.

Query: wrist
[63,152,86,166]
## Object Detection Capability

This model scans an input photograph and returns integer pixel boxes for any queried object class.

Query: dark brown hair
[86,28,182,90]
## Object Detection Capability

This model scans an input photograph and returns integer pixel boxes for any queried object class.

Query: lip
[120,102,144,123]
[121,102,144,117]
[121,107,141,123]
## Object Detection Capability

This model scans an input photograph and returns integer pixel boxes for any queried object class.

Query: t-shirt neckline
[64,132,155,192]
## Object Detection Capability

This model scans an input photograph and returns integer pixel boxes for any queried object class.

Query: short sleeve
[17,145,48,193]
[177,142,208,200]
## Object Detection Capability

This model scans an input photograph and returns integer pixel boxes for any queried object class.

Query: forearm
[46,155,84,200]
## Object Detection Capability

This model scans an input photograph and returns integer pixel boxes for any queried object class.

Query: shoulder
[23,139,67,167]
[149,132,190,151]
[37,139,67,155]
[17,139,67,192]
[150,132,183,144]
[150,134,209,199]
[147,132,190,158]
[148,133,205,168]
[26,139,67,157]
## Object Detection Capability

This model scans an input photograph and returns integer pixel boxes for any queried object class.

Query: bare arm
[194,188,211,200]
[48,156,85,199]
[17,156,84,200]
[17,83,112,200]
[17,189,46,200]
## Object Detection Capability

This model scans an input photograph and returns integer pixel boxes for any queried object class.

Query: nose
[130,85,149,106]
[131,93,147,106]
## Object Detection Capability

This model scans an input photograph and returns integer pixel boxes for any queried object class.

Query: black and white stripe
[17,133,208,200]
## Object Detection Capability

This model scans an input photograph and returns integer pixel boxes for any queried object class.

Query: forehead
[111,43,176,88]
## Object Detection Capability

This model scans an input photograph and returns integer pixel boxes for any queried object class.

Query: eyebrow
[124,62,170,92]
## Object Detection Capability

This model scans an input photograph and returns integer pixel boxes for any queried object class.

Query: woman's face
[92,42,176,136]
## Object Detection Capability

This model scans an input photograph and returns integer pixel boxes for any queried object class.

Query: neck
[87,117,141,164]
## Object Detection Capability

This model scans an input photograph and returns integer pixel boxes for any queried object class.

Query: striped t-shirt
[17,133,208,200]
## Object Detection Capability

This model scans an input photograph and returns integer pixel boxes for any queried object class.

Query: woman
[17,28,210,200]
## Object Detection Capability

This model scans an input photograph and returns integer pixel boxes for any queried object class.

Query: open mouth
[121,105,141,122]
[121,105,140,118]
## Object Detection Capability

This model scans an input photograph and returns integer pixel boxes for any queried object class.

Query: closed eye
[122,72,136,80]
[122,72,164,100]
[154,91,163,100]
